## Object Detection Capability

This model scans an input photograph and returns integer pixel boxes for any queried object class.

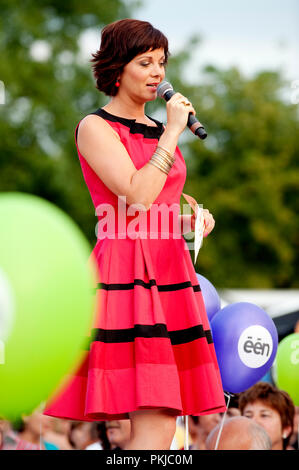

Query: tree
[0,0,141,241]
[174,65,299,288]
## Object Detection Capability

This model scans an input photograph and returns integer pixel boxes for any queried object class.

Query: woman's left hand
[191,208,215,237]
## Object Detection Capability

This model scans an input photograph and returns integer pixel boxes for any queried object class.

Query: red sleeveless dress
[43,108,226,421]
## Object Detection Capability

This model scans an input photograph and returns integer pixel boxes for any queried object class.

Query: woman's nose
[151,64,163,77]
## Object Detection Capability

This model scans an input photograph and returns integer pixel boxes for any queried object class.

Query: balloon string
[214,392,231,450]
[184,416,189,450]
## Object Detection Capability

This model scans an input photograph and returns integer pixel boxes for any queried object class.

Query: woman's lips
[147,84,158,91]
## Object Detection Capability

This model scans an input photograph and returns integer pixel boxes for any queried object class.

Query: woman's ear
[282,425,292,439]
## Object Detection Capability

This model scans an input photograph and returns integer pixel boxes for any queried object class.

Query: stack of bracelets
[148,145,175,175]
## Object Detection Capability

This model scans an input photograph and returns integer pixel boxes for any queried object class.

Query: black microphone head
[196,127,208,140]
[157,81,173,99]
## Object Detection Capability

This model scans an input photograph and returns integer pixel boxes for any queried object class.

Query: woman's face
[105,420,131,449]
[70,423,93,449]
[199,413,222,434]
[119,47,166,103]
[242,400,291,450]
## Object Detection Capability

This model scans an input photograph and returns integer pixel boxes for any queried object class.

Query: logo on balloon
[238,325,273,369]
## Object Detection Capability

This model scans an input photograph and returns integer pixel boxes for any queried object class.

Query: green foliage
[173,59,299,288]
[0,0,140,239]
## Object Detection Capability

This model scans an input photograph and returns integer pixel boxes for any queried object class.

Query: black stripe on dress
[88,323,213,346]
[95,279,201,292]
[91,108,165,139]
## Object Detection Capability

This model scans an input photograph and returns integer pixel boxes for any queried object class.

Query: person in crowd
[182,416,199,449]
[206,416,272,450]
[190,413,222,450]
[68,422,102,450]
[105,420,131,450]
[239,382,295,450]
[41,415,74,450]
[0,420,11,445]
[85,422,111,450]
[286,406,299,450]
[225,394,241,419]
[1,406,59,450]
[95,422,111,450]
[0,421,7,449]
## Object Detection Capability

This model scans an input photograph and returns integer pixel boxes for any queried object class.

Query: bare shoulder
[74,112,138,207]
[77,113,120,149]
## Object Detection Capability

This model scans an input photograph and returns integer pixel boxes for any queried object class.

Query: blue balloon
[211,302,278,393]
[196,273,221,322]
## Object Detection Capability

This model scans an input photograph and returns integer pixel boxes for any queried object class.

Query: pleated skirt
[44,235,226,421]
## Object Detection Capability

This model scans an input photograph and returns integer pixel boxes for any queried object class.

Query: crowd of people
[0,382,298,451]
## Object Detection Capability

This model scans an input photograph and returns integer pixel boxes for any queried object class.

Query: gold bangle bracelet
[150,158,171,174]
[148,159,169,175]
[149,145,175,175]
[156,145,174,159]
[155,147,175,162]
[150,153,172,171]
[152,155,172,170]
[153,150,175,167]
[151,154,172,171]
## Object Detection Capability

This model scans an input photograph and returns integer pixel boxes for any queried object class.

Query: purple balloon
[211,302,278,394]
[196,273,221,322]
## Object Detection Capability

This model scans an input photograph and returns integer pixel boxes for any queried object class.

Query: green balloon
[275,333,299,406]
[0,192,97,421]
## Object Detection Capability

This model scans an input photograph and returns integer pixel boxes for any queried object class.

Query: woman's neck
[104,96,146,120]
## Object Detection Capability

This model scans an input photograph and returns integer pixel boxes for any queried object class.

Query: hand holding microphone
[157,81,207,140]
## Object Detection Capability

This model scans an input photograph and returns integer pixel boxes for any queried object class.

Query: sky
[131,0,299,82]
[79,0,298,88]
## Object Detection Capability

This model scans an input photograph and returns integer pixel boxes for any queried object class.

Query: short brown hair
[239,382,295,449]
[90,18,169,96]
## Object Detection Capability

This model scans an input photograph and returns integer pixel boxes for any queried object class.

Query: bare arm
[130,125,181,209]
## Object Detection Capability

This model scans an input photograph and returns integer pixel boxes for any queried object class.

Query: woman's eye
[140,62,166,67]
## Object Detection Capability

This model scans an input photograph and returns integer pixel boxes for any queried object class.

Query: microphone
[157,81,207,140]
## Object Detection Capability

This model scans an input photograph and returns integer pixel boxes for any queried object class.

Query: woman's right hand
[165,92,196,136]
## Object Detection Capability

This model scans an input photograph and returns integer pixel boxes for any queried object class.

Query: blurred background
[0,0,299,451]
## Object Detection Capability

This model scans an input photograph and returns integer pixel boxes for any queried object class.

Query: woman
[44,18,226,450]
[239,382,295,450]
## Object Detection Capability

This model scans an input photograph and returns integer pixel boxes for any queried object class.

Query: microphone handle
[163,90,207,140]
